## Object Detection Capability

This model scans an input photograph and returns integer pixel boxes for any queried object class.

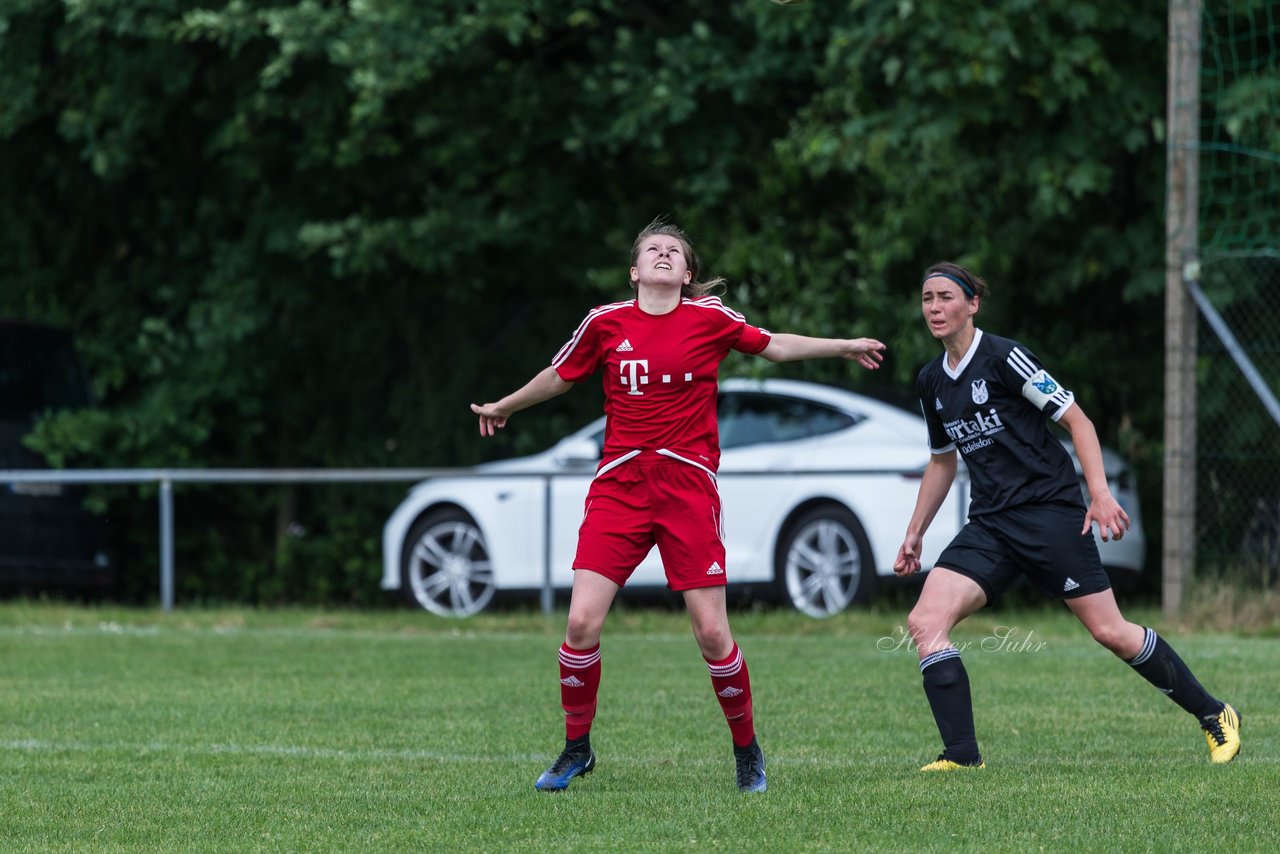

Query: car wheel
[400,509,495,617]
[775,505,874,617]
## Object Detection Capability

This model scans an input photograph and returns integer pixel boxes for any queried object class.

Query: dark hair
[630,217,726,298]
[922,262,989,300]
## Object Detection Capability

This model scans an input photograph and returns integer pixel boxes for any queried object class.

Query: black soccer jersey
[917,329,1082,516]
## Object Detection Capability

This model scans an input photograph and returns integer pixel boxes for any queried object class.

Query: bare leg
[908,568,987,768]
[683,585,733,660]
[1063,588,1146,659]
[564,569,621,649]
[907,567,987,659]
[544,569,620,759]
[1067,588,1229,749]
[684,585,759,766]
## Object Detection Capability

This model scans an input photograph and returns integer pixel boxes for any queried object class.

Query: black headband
[926,272,975,298]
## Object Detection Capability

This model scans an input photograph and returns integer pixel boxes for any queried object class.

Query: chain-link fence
[1195,256,1280,584]
[1194,0,1280,586]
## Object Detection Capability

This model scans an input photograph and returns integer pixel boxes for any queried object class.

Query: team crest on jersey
[971,379,989,405]
[1032,374,1058,395]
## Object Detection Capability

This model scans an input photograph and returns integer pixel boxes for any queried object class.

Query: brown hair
[922,261,990,300]
[630,217,726,298]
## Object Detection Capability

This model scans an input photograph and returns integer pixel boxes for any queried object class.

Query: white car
[382,378,1145,618]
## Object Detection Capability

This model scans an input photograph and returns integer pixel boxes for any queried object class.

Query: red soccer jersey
[552,296,771,473]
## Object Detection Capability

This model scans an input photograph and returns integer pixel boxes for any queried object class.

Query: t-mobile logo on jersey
[620,359,649,395]
[619,359,694,395]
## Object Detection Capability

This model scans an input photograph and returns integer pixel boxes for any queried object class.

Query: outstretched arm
[470,366,572,437]
[1058,403,1129,541]
[759,334,886,370]
[893,451,959,576]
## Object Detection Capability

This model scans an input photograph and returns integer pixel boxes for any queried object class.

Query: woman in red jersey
[471,218,885,793]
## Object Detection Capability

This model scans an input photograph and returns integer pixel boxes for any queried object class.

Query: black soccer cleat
[734,737,767,793]
[534,742,597,791]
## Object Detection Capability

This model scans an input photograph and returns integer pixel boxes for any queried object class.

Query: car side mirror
[553,436,601,467]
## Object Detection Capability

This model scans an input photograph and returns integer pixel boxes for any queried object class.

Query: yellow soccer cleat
[1202,703,1242,764]
[920,755,985,772]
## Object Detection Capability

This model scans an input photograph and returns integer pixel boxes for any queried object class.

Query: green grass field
[0,601,1275,852]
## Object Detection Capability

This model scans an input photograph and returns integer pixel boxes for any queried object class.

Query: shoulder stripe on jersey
[684,295,746,322]
[551,300,635,367]
[1007,347,1037,380]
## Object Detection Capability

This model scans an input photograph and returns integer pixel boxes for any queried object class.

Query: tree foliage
[0,0,1172,603]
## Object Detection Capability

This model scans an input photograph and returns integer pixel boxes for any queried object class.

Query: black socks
[920,648,981,764]
[1127,627,1222,720]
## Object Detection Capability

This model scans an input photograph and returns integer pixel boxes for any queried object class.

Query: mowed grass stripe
[0,604,1275,852]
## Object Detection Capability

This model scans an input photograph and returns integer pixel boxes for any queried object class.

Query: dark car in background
[0,321,111,594]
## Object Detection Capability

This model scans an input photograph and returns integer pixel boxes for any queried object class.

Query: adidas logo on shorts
[561,675,586,687]
[717,686,743,698]
[706,561,724,576]
[1063,577,1080,592]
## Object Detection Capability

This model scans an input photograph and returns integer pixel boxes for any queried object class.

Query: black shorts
[935,502,1110,604]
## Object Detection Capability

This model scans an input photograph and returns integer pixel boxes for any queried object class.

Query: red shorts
[573,456,727,591]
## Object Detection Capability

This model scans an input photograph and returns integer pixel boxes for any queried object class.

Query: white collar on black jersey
[943,328,984,381]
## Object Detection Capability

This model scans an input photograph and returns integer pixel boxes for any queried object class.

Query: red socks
[558,641,755,747]
[706,644,755,747]
[558,643,601,740]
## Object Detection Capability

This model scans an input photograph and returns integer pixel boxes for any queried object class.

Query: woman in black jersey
[893,261,1240,771]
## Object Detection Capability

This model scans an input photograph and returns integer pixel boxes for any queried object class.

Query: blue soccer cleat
[734,738,767,793]
[534,743,597,791]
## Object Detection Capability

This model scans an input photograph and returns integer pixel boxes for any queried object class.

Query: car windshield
[0,325,92,423]
[718,392,861,450]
